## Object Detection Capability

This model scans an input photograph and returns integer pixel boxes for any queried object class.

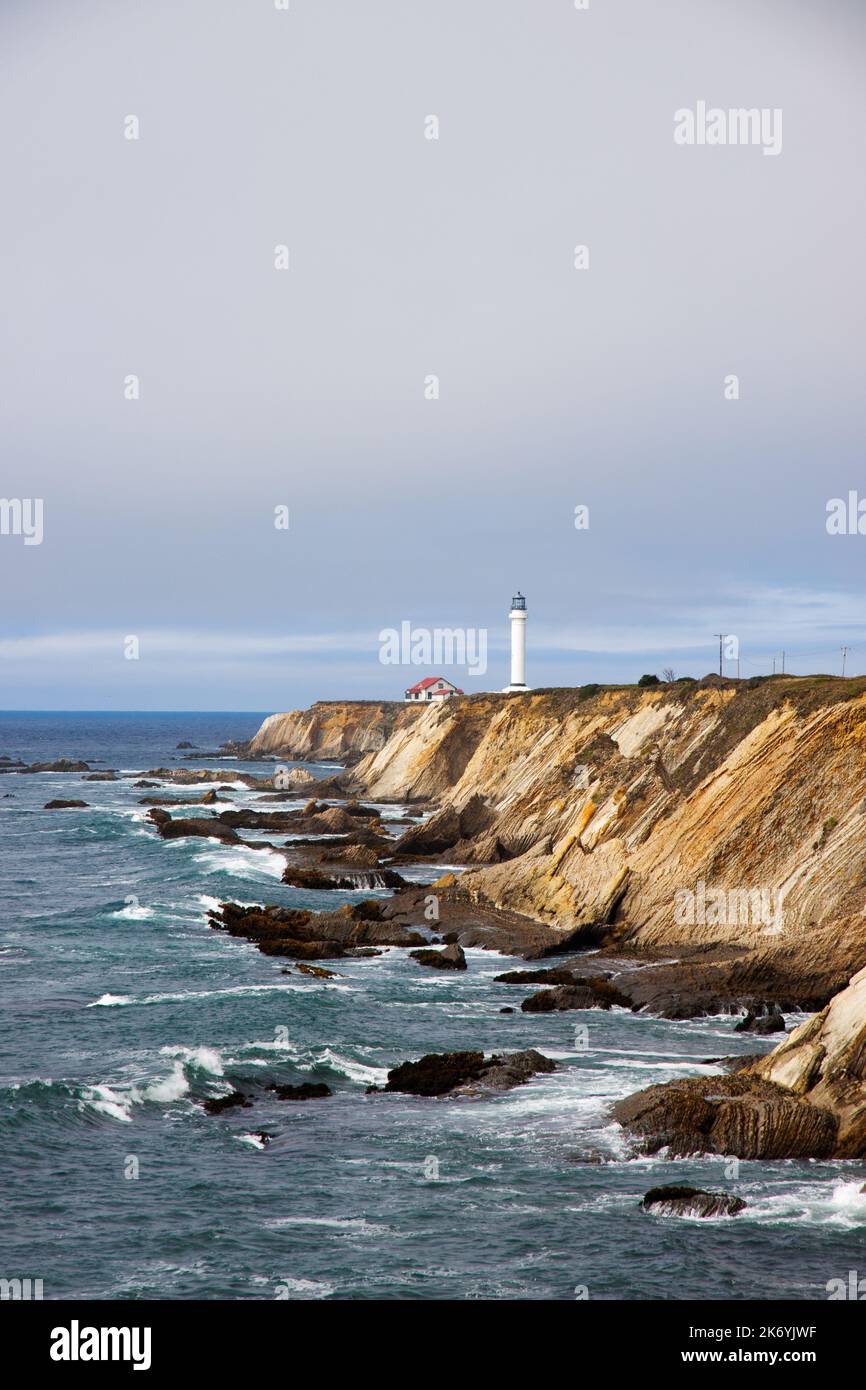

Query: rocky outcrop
[409,943,467,970]
[209,900,426,960]
[203,1091,252,1115]
[16,760,92,774]
[735,1006,786,1034]
[373,1048,555,1097]
[614,1072,839,1159]
[616,966,866,1157]
[268,1082,331,1101]
[749,963,866,1156]
[641,1185,746,1218]
[325,679,866,991]
[248,701,407,760]
[520,978,633,1012]
[147,808,241,844]
[44,799,89,809]
[281,865,406,891]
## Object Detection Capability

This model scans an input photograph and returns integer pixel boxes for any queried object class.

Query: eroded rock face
[248,702,405,760]
[374,1048,555,1098]
[264,680,866,995]
[750,964,866,1157]
[641,1185,746,1218]
[614,1072,839,1159]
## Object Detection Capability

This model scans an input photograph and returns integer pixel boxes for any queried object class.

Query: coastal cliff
[251,679,866,988]
[242,683,866,1158]
[358,681,866,976]
[248,700,409,761]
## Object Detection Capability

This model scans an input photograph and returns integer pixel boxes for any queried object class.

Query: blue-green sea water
[1,712,864,1301]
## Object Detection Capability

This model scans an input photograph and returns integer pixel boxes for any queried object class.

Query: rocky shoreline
[15,686,866,1169]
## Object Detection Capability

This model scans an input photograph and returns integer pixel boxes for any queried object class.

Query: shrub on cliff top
[578,683,601,702]
[637,673,660,687]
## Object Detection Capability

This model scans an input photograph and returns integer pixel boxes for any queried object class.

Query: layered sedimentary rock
[247,701,407,761]
[616,965,866,1159]
[250,680,866,986]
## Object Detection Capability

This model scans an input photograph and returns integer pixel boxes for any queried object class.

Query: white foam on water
[270,1277,336,1298]
[237,1132,267,1150]
[267,1216,390,1236]
[139,1062,190,1103]
[111,902,155,920]
[85,981,306,1009]
[193,845,286,880]
[743,1179,866,1229]
[311,1048,388,1086]
[160,1044,225,1076]
[80,1084,134,1123]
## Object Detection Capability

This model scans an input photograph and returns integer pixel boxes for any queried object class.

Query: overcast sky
[2,0,865,710]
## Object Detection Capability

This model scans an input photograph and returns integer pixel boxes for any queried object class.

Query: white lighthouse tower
[503,591,530,693]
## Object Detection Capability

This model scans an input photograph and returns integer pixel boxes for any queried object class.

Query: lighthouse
[503,591,530,693]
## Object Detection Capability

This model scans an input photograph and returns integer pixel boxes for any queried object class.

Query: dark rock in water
[23,760,91,774]
[295,963,339,979]
[500,1007,515,1014]
[374,1048,554,1098]
[268,1082,331,1101]
[44,799,89,809]
[614,1073,839,1159]
[409,943,467,971]
[200,789,219,805]
[176,741,196,749]
[83,772,118,781]
[203,1091,252,1115]
[133,779,159,788]
[735,1007,786,1035]
[496,967,583,986]
[641,1185,746,1218]
[147,808,240,844]
[477,1050,556,1092]
[257,1132,275,1145]
[701,1054,769,1072]
[282,865,406,891]
[209,900,425,961]
[521,979,632,1012]
[376,1051,485,1097]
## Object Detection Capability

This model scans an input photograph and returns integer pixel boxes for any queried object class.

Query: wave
[193,846,286,880]
[111,901,155,921]
[266,1216,390,1236]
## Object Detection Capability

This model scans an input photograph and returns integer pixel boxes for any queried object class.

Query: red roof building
[405,676,464,702]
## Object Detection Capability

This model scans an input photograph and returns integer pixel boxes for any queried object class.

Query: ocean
[1,711,864,1301]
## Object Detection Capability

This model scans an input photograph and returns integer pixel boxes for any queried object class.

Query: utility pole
[715,634,725,677]
[781,650,785,675]
[841,646,850,677]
